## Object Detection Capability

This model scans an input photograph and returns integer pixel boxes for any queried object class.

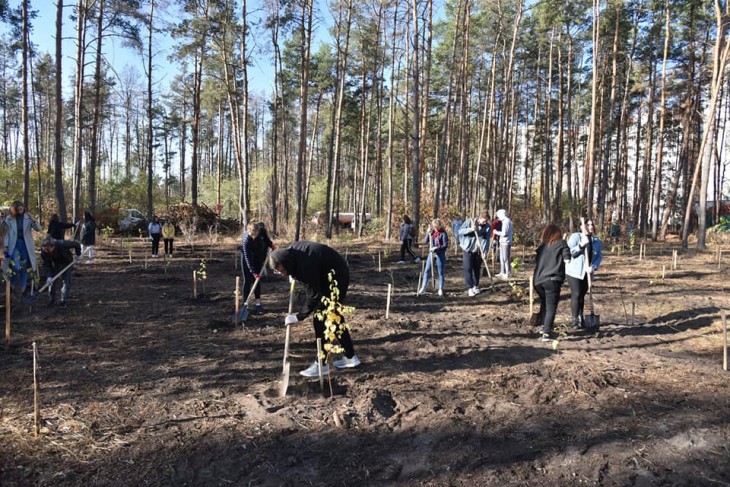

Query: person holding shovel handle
[241,221,275,315]
[269,241,360,378]
[533,224,572,342]
[417,218,449,296]
[40,235,82,308]
[566,217,603,330]
[458,212,490,296]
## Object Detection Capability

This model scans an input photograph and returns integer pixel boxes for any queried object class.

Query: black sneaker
[58,301,67,309]
[255,304,263,315]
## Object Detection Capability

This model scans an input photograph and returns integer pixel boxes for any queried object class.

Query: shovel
[22,248,89,304]
[584,247,600,330]
[237,276,262,323]
[475,223,494,292]
[280,279,296,398]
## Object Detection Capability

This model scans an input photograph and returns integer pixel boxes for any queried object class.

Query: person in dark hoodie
[269,241,361,378]
[533,224,571,342]
[41,234,81,307]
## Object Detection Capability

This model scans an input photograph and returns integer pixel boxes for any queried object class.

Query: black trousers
[151,234,161,255]
[400,239,417,260]
[164,238,174,254]
[567,275,589,320]
[535,279,563,334]
[241,262,262,300]
[462,251,482,288]
[312,284,355,358]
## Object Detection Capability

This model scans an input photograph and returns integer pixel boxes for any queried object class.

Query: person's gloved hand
[75,255,82,263]
[254,274,260,280]
[579,234,589,247]
[284,314,298,325]
[429,246,438,253]
[46,277,53,287]
[589,265,596,274]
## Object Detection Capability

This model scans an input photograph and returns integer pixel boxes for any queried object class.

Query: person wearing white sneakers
[80,211,96,264]
[417,218,449,296]
[458,212,490,297]
[270,241,361,377]
[493,209,513,278]
[147,216,162,258]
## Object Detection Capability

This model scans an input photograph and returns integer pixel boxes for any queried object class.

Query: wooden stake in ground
[5,278,10,350]
[280,279,296,397]
[386,283,392,319]
[723,310,727,372]
[662,265,666,280]
[719,250,723,270]
[378,252,382,272]
[33,341,40,437]
[672,250,678,270]
[234,276,241,326]
[144,255,148,270]
[632,302,636,326]
[193,270,198,299]
[316,337,324,391]
[128,248,132,263]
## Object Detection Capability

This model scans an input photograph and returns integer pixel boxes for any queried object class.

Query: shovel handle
[37,246,90,294]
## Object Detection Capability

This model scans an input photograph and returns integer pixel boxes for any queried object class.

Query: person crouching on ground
[40,235,81,308]
[458,212,490,296]
[533,224,571,341]
[269,241,360,378]
[80,211,96,264]
[565,217,603,329]
[417,218,449,296]
[397,214,420,264]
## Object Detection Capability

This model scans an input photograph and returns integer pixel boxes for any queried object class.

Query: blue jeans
[421,252,445,291]
[10,243,31,293]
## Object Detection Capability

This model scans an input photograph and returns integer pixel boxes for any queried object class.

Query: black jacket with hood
[270,241,349,321]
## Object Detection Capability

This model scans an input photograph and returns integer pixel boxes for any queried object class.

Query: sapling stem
[529,276,534,315]
[193,270,198,299]
[235,277,241,326]
[316,338,324,391]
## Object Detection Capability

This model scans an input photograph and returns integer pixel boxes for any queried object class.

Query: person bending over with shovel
[40,235,81,308]
[565,217,603,330]
[269,241,361,378]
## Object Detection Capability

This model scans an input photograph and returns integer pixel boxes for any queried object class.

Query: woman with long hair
[533,224,571,341]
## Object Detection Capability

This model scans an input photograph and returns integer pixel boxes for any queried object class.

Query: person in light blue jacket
[493,209,513,278]
[458,212,490,296]
[3,200,42,297]
[565,217,603,329]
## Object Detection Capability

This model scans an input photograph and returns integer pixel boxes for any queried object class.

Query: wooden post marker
[5,278,10,350]
[316,338,324,391]
[33,342,40,437]
[128,248,132,263]
[719,250,723,270]
[662,265,666,280]
[723,311,727,372]
[672,250,678,270]
[378,252,382,272]
[193,270,198,299]
[529,276,534,315]
[144,255,148,269]
[386,284,392,319]
[632,302,636,326]
[234,276,241,326]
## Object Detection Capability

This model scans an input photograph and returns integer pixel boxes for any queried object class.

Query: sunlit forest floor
[1,232,729,486]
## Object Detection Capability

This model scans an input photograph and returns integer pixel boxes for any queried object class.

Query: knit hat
[496,209,507,220]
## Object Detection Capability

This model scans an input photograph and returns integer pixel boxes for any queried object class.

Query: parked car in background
[118,209,146,232]
[311,211,372,229]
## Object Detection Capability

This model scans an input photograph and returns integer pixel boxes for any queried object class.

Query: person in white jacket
[2,200,42,297]
[493,209,513,278]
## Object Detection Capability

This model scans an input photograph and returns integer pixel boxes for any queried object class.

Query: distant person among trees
[269,241,360,378]
[458,212,490,297]
[47,213,77,240]
[162,219,175,258]
[493,209,513,279]
[533,224,571,342]
[148,216,162,258]
[417,218,449,296]
[3,201,42,298]
[397,215,420,264]
[566,217,603,330]
[451,214,464,253]
[40,235,81,308]
[80,211,96,264]
[241,221,276,315]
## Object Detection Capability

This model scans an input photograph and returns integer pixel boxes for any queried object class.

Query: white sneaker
[438,288,444,296]
[417,287,426,296]
[84,259,93,265]
[299,361,329,378]
[332,355,361,369]
[414,258,421,263]
[467,288,476,297]
[397,260,405,264]
[473,286,481,295]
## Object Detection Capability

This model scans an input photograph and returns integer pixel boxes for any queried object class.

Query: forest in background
[0,0,728,247]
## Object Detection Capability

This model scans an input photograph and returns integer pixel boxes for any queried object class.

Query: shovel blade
[238,306,250,323]
[584,313,600,330]
[279,361,290,397]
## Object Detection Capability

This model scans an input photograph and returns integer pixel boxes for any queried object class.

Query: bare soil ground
[1,235,729,486]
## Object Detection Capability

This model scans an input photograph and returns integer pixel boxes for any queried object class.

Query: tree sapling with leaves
[270,241,361,378]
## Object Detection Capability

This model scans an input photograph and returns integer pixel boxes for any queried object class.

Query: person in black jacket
[80,211,96,264]
[48,214,77,240]
[533,224,571,342]
[269,241,360,378]
[40,234,81,307]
